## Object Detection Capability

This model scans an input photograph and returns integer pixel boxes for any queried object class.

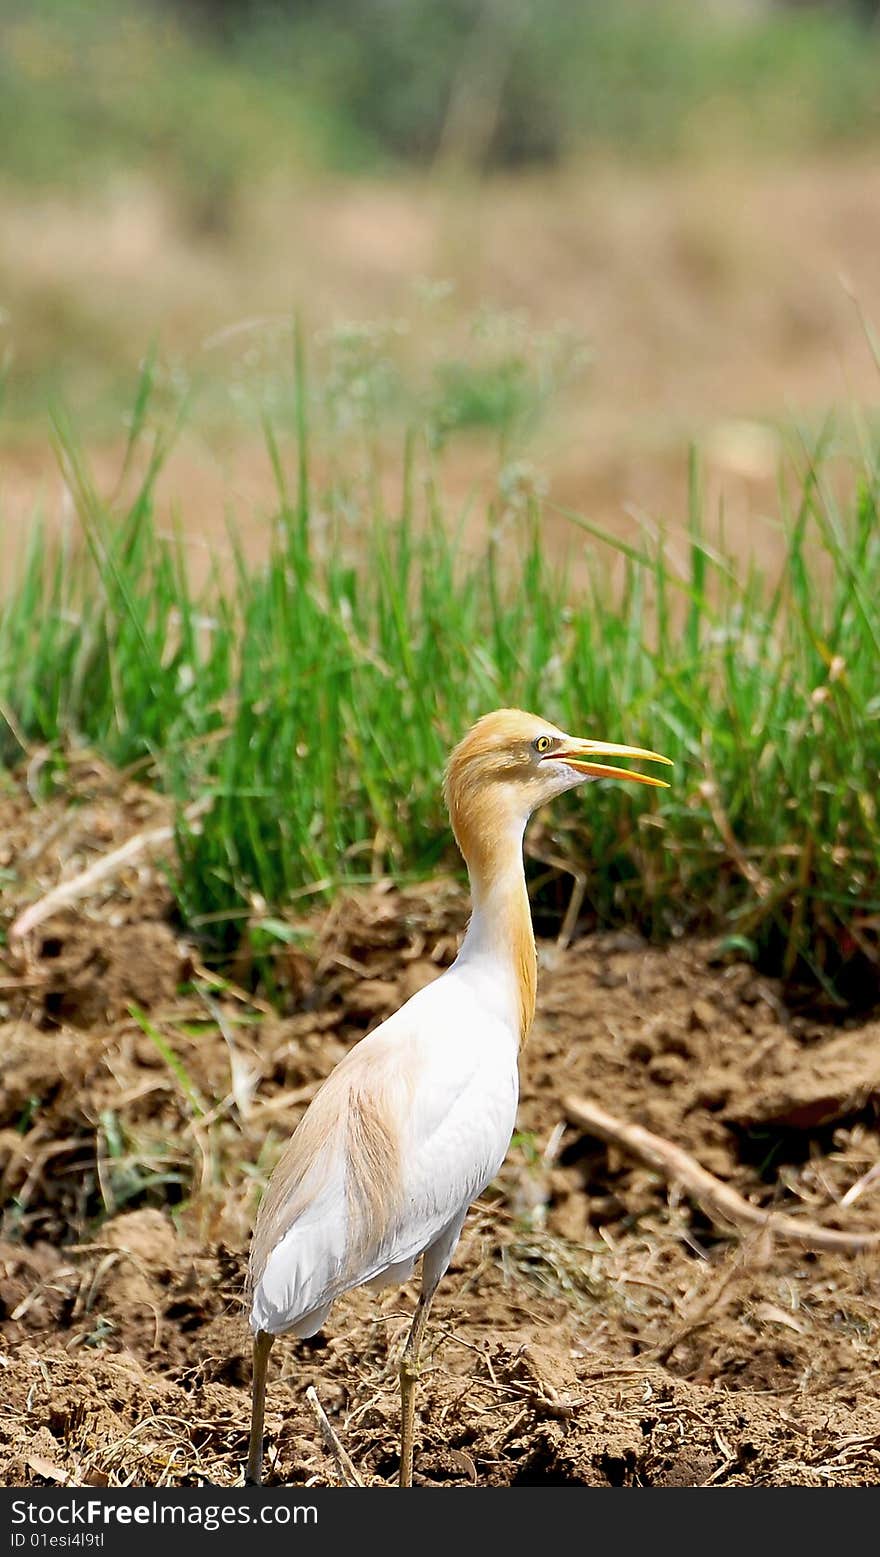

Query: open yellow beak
[549,737,673,789]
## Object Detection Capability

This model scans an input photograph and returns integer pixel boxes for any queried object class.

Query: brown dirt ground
[1,774,879,1488]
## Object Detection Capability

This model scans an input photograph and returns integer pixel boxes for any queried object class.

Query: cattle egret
[246,708,672,1487]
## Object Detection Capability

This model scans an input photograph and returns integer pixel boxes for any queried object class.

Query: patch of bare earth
[0,776,879,1486]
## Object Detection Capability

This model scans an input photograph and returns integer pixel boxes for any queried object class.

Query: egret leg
[398,1215,467,1489]
[246,1331,274,1485]
[398,1287,436,1489]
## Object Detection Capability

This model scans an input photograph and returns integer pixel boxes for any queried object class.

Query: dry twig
[10,800,208,941]
[305,1386,363,1488]
[564,1095,880,1256]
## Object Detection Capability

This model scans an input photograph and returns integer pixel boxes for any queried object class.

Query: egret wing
[249,976,517,1335]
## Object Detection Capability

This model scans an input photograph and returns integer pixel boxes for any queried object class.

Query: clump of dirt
[1,761,185,1031]
[525,937,880,1189]
[25,919,188,1028]
[1,778,880,1486]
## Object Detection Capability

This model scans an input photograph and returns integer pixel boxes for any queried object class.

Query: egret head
[444,708,672,864]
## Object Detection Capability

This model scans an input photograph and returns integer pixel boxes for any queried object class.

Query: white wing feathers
[249,973,519,1337]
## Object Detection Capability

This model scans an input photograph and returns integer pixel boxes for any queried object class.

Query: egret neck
[451,804,537,1049]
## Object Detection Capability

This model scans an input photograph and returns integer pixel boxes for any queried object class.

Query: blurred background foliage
[3,0,880,447]
[3,0,880,205]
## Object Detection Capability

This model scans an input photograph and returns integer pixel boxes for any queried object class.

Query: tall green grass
[2,375,880,1000]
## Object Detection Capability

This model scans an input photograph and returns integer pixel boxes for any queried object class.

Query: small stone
[659,1029,695,1059]
[647,1053,688,1087]
[688,998,716,1032]
[627,1037,655,1064]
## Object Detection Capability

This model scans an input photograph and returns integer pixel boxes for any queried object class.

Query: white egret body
[246,709,671,1486]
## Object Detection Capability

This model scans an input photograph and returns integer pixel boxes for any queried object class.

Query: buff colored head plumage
[444,707,672,869]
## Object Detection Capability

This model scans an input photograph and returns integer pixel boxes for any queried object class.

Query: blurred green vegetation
[309,305,587,455]
[2,0,880,218]
[3,0,879,435]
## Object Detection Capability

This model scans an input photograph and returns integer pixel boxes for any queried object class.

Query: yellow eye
[534,735,553,754]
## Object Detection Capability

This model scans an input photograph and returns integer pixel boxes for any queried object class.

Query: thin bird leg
[398,1287,437,1489]
[246,1330,274,1485]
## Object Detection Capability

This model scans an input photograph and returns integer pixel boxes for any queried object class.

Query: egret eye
[534,735,554,755]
